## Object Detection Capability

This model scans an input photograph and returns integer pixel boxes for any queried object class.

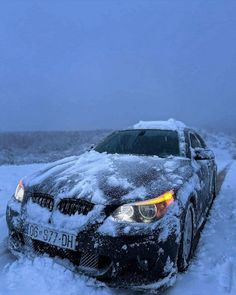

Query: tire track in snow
[168,161,236,295]
[219,258,234,293]
[216,163,232,194]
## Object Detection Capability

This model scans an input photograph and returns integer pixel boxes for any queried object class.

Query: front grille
[57,198,94,216]
[30,193,94,216]
[31,193,54,211]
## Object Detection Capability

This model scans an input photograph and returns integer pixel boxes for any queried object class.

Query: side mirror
[193,148,215,161]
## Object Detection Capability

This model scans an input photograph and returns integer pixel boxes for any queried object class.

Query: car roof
[127,119,186,132]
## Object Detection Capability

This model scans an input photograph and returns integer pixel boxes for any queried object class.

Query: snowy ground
[0,133,235,295]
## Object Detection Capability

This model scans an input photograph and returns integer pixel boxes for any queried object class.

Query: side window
[195,133,207,148]
[189,133,201,149]
[184,131,191,158]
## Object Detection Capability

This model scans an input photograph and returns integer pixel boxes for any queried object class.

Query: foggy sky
[0,0,236,131]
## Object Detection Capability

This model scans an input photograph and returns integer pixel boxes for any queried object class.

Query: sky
[0,0,236,132]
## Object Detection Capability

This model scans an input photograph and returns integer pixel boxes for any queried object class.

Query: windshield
[95,129,180,157]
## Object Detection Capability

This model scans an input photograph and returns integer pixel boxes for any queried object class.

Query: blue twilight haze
[0,0,236,131]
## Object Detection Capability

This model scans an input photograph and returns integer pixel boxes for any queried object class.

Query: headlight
[14,180,24,202]
[112,190,175,223]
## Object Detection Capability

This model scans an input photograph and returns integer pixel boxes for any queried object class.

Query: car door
[189,132,210,218]
[195,132,216,201]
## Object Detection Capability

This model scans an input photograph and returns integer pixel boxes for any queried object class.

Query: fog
[0,0,236,132]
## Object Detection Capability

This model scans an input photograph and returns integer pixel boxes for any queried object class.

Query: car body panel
[6,121,217,290]
[23,152,195,206]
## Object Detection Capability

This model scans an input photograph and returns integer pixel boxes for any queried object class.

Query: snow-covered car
[6,119,217,291]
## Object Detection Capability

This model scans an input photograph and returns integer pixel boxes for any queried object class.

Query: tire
[212,172,217,200]
[178,202,195,272]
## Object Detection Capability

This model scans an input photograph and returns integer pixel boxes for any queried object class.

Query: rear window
[95,129,180,157]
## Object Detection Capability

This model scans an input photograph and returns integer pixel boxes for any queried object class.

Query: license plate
[24,223,77,250]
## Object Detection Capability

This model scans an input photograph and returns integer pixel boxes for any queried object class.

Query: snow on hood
[24,150,194,206]
[132,118,186,131]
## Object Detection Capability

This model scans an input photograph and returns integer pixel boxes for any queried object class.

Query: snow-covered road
[0,136,235,295]
[168,161,236,295]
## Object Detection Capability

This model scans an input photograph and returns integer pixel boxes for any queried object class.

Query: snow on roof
[132,119,186,131]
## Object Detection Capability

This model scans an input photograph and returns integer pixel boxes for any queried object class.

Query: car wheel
[178,202,194,272]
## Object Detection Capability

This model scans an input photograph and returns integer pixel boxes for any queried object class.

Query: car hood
[24,151,194,206]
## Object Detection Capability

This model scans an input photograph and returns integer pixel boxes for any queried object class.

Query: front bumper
[6,202,179,289]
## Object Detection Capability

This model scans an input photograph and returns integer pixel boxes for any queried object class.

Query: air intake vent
[57,198,94,216]
[31,193,54,211]
[80,252,99,269]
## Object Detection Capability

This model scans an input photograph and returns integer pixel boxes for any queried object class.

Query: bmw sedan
[6,119,217,291]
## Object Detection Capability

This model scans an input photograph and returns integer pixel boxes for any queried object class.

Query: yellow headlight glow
[133,190,175,206]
